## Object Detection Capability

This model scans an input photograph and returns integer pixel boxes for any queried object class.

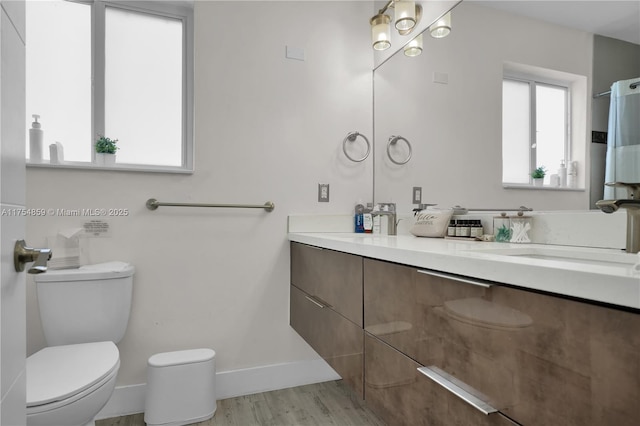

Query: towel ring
[387,135,412,165]
[343,131,371,163]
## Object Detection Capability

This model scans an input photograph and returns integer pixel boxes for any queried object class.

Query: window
[502,76,569,185]
[26,0,193,172]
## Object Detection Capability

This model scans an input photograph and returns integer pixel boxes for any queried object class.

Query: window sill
[503,183,584,191]
[26,161,193,174]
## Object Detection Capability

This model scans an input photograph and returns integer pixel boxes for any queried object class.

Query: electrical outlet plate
[318,183,330,202]
[412,186,422,204]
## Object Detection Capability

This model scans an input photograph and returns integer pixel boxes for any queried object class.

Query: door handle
[14,240,52,274]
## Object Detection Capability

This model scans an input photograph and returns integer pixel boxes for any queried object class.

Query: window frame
[27,0,194,173]
[502,74,571,186]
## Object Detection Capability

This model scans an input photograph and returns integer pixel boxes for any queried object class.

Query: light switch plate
[318,183,330,202]
[412,186,422,204]
[286,46,305,61]
[433,71,449,84]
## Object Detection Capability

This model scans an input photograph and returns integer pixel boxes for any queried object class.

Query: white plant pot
[533,178,544,187]
[96,153,116,166]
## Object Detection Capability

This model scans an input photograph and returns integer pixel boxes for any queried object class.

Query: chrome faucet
[596,182,640,254]
[373,203,397,235]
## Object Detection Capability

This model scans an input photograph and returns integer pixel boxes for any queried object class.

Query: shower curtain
[604,77,640,199]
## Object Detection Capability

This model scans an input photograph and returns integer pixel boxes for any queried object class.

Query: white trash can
[144,348,216,426]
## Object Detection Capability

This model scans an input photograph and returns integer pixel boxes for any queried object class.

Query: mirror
[372,0,460,68]
[373,0,640,213]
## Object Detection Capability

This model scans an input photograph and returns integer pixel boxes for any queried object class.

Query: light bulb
[430,12,451,38]
[395,0,416,32]
[404,34,423,57]
[370,14,391,51]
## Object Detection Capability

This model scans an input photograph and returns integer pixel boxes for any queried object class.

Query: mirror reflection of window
[502,70,570,186]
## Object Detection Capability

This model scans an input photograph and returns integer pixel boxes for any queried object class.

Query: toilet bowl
[27,342,120,426]
[27,262,134,426]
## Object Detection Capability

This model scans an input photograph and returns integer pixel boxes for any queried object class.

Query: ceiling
[472,0,640,45]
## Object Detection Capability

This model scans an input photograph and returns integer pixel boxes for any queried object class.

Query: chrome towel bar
[452,205,533,215]
[146,198,275,212]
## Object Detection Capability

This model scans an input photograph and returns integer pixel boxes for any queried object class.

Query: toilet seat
[27,341,120,413]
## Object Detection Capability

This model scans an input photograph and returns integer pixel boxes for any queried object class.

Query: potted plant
[531,166,546,186]
[95,135,119,166]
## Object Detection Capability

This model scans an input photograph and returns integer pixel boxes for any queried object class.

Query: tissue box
[46,228,83,269]
[410,209,453,238]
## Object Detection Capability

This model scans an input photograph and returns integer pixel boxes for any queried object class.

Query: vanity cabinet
[290,242,362,326]
[364,258,640,426]
[364,333,518,426]
[290,285,363,397]
[289,242,364,397]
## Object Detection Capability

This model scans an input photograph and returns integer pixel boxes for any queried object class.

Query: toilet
[26,261,135,426]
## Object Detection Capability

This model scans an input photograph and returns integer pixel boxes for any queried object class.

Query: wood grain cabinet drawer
[365,333,518,426]
[290,284,363,398]
[364,258,640,425]
[291,242,363,326]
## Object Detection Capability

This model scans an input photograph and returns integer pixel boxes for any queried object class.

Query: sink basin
[463,246,639,268]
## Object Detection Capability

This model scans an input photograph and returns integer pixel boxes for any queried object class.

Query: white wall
[1,0,27,424]
[374,2,593,212]
[26,0,372,395]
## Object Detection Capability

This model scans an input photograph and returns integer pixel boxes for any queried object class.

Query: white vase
[533,178,544,187]
[96,153,116,166]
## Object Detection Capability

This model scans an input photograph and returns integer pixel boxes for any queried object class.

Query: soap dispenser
[29,114,43,162]
[558,159,567,187]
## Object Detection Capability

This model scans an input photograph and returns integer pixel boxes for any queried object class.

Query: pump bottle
[29,114,43,162]
[558,159,567,187]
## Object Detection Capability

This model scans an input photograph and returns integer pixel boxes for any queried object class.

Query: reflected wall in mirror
[373,1,640,214]
[591,36,640,205]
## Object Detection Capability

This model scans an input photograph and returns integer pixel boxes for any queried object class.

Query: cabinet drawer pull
[305,295,328,309]
[417,270,492,288]
[418,366,497,415]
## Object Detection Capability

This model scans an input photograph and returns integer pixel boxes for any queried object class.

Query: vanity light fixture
[394,0,417,32]
[371,14,392,51]
[430,11,451,38]
[370,0,423,51]
[404,33,423,57]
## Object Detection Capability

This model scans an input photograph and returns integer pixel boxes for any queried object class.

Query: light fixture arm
[377,0,395,15]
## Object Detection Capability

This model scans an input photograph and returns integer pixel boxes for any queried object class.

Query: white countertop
[288,233,640,310]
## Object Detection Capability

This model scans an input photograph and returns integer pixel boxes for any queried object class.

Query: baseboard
[95,358,340,420]
[95,382,146,420]
[215,358,340,400]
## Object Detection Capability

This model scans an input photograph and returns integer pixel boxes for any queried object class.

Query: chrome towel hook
[343,131,371,163]
[387,135,412,165]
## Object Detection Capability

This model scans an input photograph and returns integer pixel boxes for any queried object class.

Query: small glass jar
[509,216,533,243]
[493,214,511,242]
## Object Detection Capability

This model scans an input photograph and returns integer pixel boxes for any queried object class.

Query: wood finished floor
[96,380,385,426]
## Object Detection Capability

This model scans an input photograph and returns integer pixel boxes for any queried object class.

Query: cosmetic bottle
[29,114,43,162]
[558,159,567,187]
[355,202,365,233]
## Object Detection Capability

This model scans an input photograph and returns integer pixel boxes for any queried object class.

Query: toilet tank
[34,261,135,346]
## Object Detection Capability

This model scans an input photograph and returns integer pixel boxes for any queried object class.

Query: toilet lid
[27,341,119,407]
